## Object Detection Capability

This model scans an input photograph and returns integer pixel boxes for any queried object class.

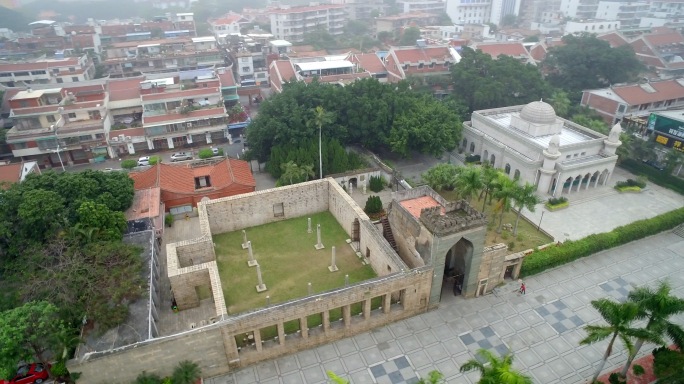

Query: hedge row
[520,207,684,276]
[619,159,684,195]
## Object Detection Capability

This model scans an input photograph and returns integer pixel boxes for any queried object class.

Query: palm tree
[300,163,315,182]
[312,106,335,179]
[459,349,532,384]
[511,182,540,236]
[619,281,684,377]
[418,370,445,384]
[479,165,499,212]
[580,299,662,382]
[171,360,201,384]
[135,372,162,384]
[454,165,483,201]
[280,161,301,185]
[493,175,517,234]
[549,90,571,118]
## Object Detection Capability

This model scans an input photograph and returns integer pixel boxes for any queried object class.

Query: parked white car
[137,156,150,166]
[170,152,193,162]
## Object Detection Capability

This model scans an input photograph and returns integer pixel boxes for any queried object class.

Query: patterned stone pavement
[205,232,684,383]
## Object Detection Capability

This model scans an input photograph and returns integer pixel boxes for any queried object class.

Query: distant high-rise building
[269,5,347,43]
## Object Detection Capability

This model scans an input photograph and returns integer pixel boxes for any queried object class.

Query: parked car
[211,147,220,156]
[642,159,665,171]
[0,363,50,384]
[137,156,150,166]
[170,152,192,162]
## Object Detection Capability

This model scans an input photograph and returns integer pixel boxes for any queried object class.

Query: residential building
[101,36,223,78]
[0,55,95,87]
[461,100,622,196]
[375,12,441,36]
[128,158,256,212]
[582,78,684,124]
[564,19,620,35]
[397,0,445,14]
[472,41,534,63]
[0,160,40,187]
[490,0,521,25]
[648,0,684,18]
[330,0,384,20]
[595,1,648,30]
[350,53,389,81]
[597,31,629,48]
[629,27,684,78]
[518,0,561,25]
[445,0,491,24]
[5,85,112,168]
[269,5,347,43]
[560,0,599,19]
[269,57,372,92]
[209,13,250,41]
[383,44,460,82]
[460,23,492,40]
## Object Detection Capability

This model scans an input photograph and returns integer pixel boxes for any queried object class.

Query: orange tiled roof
[611,79,684,105]
[0,163,22,185]
[129,158,256,194]
[217,69,236,87]
[141,87,220,102]
[392,46,453,64]
[125,187,161,221]
[597,32,629,48]
[108,77,144,102]
[399,196,445,219]
[353,53,387,74]
[644,28,684,47]
[475,42,529,58]
[143,107,225,125]
[209,13,247,25]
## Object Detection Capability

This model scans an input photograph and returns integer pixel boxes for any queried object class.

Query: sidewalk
[206,231,684,383]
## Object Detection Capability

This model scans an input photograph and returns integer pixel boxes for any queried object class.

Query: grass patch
[214,211,376,315]
[615,185,642,193]
[545,201,569,211]
[439,190,553,250]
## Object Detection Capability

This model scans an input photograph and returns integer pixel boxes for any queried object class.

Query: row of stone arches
[551,169,610,195]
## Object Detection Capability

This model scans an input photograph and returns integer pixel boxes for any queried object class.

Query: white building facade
[461,101,622,196]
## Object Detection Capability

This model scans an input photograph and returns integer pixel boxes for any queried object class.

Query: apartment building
[209,13,250,41]
[375,12,440,36]
[581,78,684,124]
[595,1,648,30]
[0,55,95,87]
[397,0,445,14]
[330,0,384,20]
[102,36,223,78]
[269,5,347,43]
[384,43,460,82]
[445,0,491,24]
[560,0,598,19]
[5,85,112,167]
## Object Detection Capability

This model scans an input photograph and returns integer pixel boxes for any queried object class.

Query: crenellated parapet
[419,200,487,235]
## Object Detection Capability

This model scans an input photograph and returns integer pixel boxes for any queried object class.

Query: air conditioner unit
[186,122,193,127]
[118,134,125,141]
[111,137,118,142]
[126,136,132,141]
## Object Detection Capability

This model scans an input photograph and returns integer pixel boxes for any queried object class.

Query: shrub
[51,360,68,377]
[369,175,384,192]
[149,156,161,165]
[620,158,684,194]
[501,231,509,240]
[134,371,162,384]
[508,241,515,251]
[121,159,137,169]
[198,149,214,159]
[633,364,645,376]
[547,196,568,206]
[520,207,684,276]
[165,213,174,227]
[615,178,646,189]
[364,195,383,215]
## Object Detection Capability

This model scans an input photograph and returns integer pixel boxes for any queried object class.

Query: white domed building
[461,101,622,196]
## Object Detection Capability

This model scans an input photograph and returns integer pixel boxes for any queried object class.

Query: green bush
[121,159,137,169]
[547,196,568,205]
[521,207,684,276]
[198,149,214,159]
[615,178,646,189]
[632,364,645,376]
[51,360,68,377]
[134,371,162,384]
[620,158,684,194]
[364,195,383,215]
[465,154,481,163]
[369,175,384,192]
[165,213,174,227]
[149,156,161,165]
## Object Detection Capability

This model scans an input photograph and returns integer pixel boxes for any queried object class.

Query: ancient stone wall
[388,201,430,269]
[477,243,509,293]
[175,237,215,268]
[204,180,330,234]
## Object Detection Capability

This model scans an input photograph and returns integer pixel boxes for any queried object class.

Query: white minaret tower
[538,134,562,195]
[603,122,623,156]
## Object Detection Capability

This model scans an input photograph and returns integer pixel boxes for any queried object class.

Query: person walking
[519,281,526,295]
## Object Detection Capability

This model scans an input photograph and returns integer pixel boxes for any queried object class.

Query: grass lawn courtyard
[213,211,377,315]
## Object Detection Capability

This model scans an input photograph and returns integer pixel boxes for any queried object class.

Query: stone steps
[381,217,397,251]
[564,187,620,206]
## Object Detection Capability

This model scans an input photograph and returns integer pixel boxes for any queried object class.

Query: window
[241,57,249,62]
[68,113,77,118]
[194,175,211,189]
[242,66,250,72]
[273,202,284,217]
[566,155,571,159]
[47,115,56,123]
[617,104,626,113]
[56,78,63,83]
[581,152,586,156]
[573,153,579,157]
[19,101,29,108]
[69,67,76,72]
[418,63,424,69]
[79,135,92,141]
[95,133,104,139]
[72,77,79,82]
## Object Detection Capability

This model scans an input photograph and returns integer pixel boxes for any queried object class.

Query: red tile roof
[529,44,547,62]
[636,54,666,68]
[209,13,247,25]
[597,32,629,48]
[143,107,226,125]
[125,187,161,221]
[107,77,144,101]
[0,62,48,72]
[0,163,22,185]
[217,69,236,87]
[392,46,453,64]
[475,42,530,59]
[129,158,255,194]
[399,196,444,219]
[271,60,297,91]
[611,79,684,105]
[110,127,145,138]
[141,87,220,102]
[269,4,344,14]
[352,53,387,74]
[644,28,684,47]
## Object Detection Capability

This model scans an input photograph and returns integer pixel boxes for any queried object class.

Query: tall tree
[421,164,460,191]
[479,165,500,212]
[580,299,661,382]
[454,165,483,201]
[311,106,335,179]
[389,96,460,156]
[0,301,69,380]
[459,349,531,384]
[493,175,517,234]
[171,360,201,384]
[511,182,539,235]
[620,281,684,378]
[548,90,571,118]
[543,34,643,102]
[399,27,421,46]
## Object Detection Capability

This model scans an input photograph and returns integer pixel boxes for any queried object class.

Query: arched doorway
[513,169,520,180]
[490,154,496,166]
[349,177,358,188]
[483,150,489,164]
[441,238,473,299]
[598,169,609,185]
[462,138,467,149]
[504,163,511,174]
[469,142,475,153]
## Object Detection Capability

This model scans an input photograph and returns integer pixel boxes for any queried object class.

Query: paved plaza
[205,231,684,384]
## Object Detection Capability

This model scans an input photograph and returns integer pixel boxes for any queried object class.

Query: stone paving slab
[207,232,684,384]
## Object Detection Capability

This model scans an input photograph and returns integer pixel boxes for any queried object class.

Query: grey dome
[520,101,557,125]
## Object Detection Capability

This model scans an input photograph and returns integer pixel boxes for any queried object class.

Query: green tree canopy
[543,34,643,102]
[450,47,552,113]
[399,27,421,46]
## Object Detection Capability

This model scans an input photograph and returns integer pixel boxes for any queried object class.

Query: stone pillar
[307,218,312,234]
[220,327,239,362]
[187,134,193,144]
[167,137,175,149]
[242,230,249,249]
[206,132,212,144]
[277,322,285,346]
[307,282,312,295]
[126,142,135,155]
[253,330,262,352]
[328,246,338,272]
[314,224,324,250]
[247,241,257,267]
[343,305,351,329]
[255,264,267,292]
[323,310,330,335]
[383,293,391,314]
[363,298,371,320]
[147,138,154,150]
[299,317,308,339]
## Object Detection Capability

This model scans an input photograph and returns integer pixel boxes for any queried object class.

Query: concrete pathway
[205,231,684,384]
